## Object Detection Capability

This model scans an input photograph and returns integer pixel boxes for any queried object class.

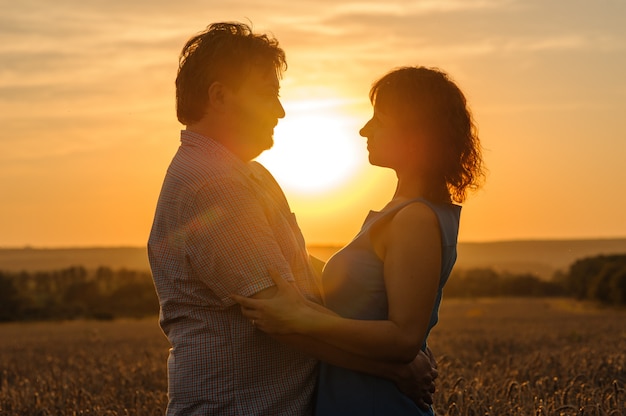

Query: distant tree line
[0,266,158,322]
[0,254,624,322]
[445,268,565,298]
[553,254,626,305]
[445,254,626,306]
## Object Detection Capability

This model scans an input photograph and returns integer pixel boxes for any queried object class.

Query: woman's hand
[394,349,438,410]
[230,269,313,335]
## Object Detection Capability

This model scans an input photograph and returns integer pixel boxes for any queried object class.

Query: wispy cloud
[331,0,515,15]
[1,0,626,246]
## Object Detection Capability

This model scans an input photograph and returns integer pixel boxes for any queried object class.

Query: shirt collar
[180,130,262,183]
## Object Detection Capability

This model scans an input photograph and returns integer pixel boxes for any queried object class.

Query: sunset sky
[1,0,625,248]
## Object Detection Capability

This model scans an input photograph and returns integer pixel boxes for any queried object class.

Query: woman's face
[360,105,429,170]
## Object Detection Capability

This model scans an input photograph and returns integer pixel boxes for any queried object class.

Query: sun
[257,99,367,195]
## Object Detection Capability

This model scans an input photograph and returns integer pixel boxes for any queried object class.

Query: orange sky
[1,1,625,247]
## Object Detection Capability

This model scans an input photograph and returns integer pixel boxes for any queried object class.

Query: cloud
[331,0,514,15]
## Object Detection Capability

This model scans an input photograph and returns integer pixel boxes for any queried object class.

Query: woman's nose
[359,120,372,137]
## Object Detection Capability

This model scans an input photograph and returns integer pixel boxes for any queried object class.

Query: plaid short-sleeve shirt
[148,131,322,416]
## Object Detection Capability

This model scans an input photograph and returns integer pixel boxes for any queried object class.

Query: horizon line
[2,236,626,250]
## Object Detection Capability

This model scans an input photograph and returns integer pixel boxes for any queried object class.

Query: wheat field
[1,298,624,415]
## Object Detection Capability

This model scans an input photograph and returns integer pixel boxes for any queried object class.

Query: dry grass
[428,298,626,415]
[0,319,169,415]
[1,298,625,415]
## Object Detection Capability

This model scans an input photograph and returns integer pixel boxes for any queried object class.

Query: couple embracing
[148,21,485,416]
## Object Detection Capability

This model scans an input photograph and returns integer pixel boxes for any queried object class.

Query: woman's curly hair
[370,66,485,203]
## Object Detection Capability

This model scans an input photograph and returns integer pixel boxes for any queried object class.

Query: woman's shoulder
[398,198,461,222]
[392,202,440,232]
[392,200,461,243]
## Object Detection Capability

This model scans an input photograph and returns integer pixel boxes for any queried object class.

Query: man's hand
[394,348,438,410]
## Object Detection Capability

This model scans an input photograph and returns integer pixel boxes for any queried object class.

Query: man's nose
[276,99,286,119]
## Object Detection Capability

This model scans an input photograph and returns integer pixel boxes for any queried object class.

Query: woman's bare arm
[242,279,437,409]
[234,203,441,363]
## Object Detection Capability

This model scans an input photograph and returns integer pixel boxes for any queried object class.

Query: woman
[232,66,485,415]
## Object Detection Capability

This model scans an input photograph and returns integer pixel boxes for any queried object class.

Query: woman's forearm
[231,270,427,362]
[274,332,402,380]
[296,305,425,363]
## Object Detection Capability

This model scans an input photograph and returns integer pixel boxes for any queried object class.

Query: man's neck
[185,124,261,162]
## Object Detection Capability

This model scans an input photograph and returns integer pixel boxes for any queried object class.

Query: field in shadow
[2,298,624,414]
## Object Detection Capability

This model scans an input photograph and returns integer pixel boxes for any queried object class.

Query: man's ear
[207,81,229,111]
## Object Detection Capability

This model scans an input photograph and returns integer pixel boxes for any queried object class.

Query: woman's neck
[392,170,450,204]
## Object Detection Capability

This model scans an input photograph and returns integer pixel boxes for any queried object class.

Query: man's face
[227,66,285,160]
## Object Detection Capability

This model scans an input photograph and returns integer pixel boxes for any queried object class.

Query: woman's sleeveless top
[315,198,461,416]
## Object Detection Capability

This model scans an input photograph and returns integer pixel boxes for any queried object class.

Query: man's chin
[262,134,274,151]
[250,136,274,159]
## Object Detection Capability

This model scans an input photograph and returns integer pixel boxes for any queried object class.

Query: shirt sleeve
[183,176,293,307]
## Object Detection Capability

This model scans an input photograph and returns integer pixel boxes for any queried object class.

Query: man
[148,22,436,415]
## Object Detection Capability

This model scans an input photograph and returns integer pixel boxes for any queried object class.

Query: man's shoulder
[248,161,283,190]
[248,160,271,177]
[167,146,243,187]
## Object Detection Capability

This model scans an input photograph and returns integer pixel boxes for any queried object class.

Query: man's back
[148,131,320,415]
